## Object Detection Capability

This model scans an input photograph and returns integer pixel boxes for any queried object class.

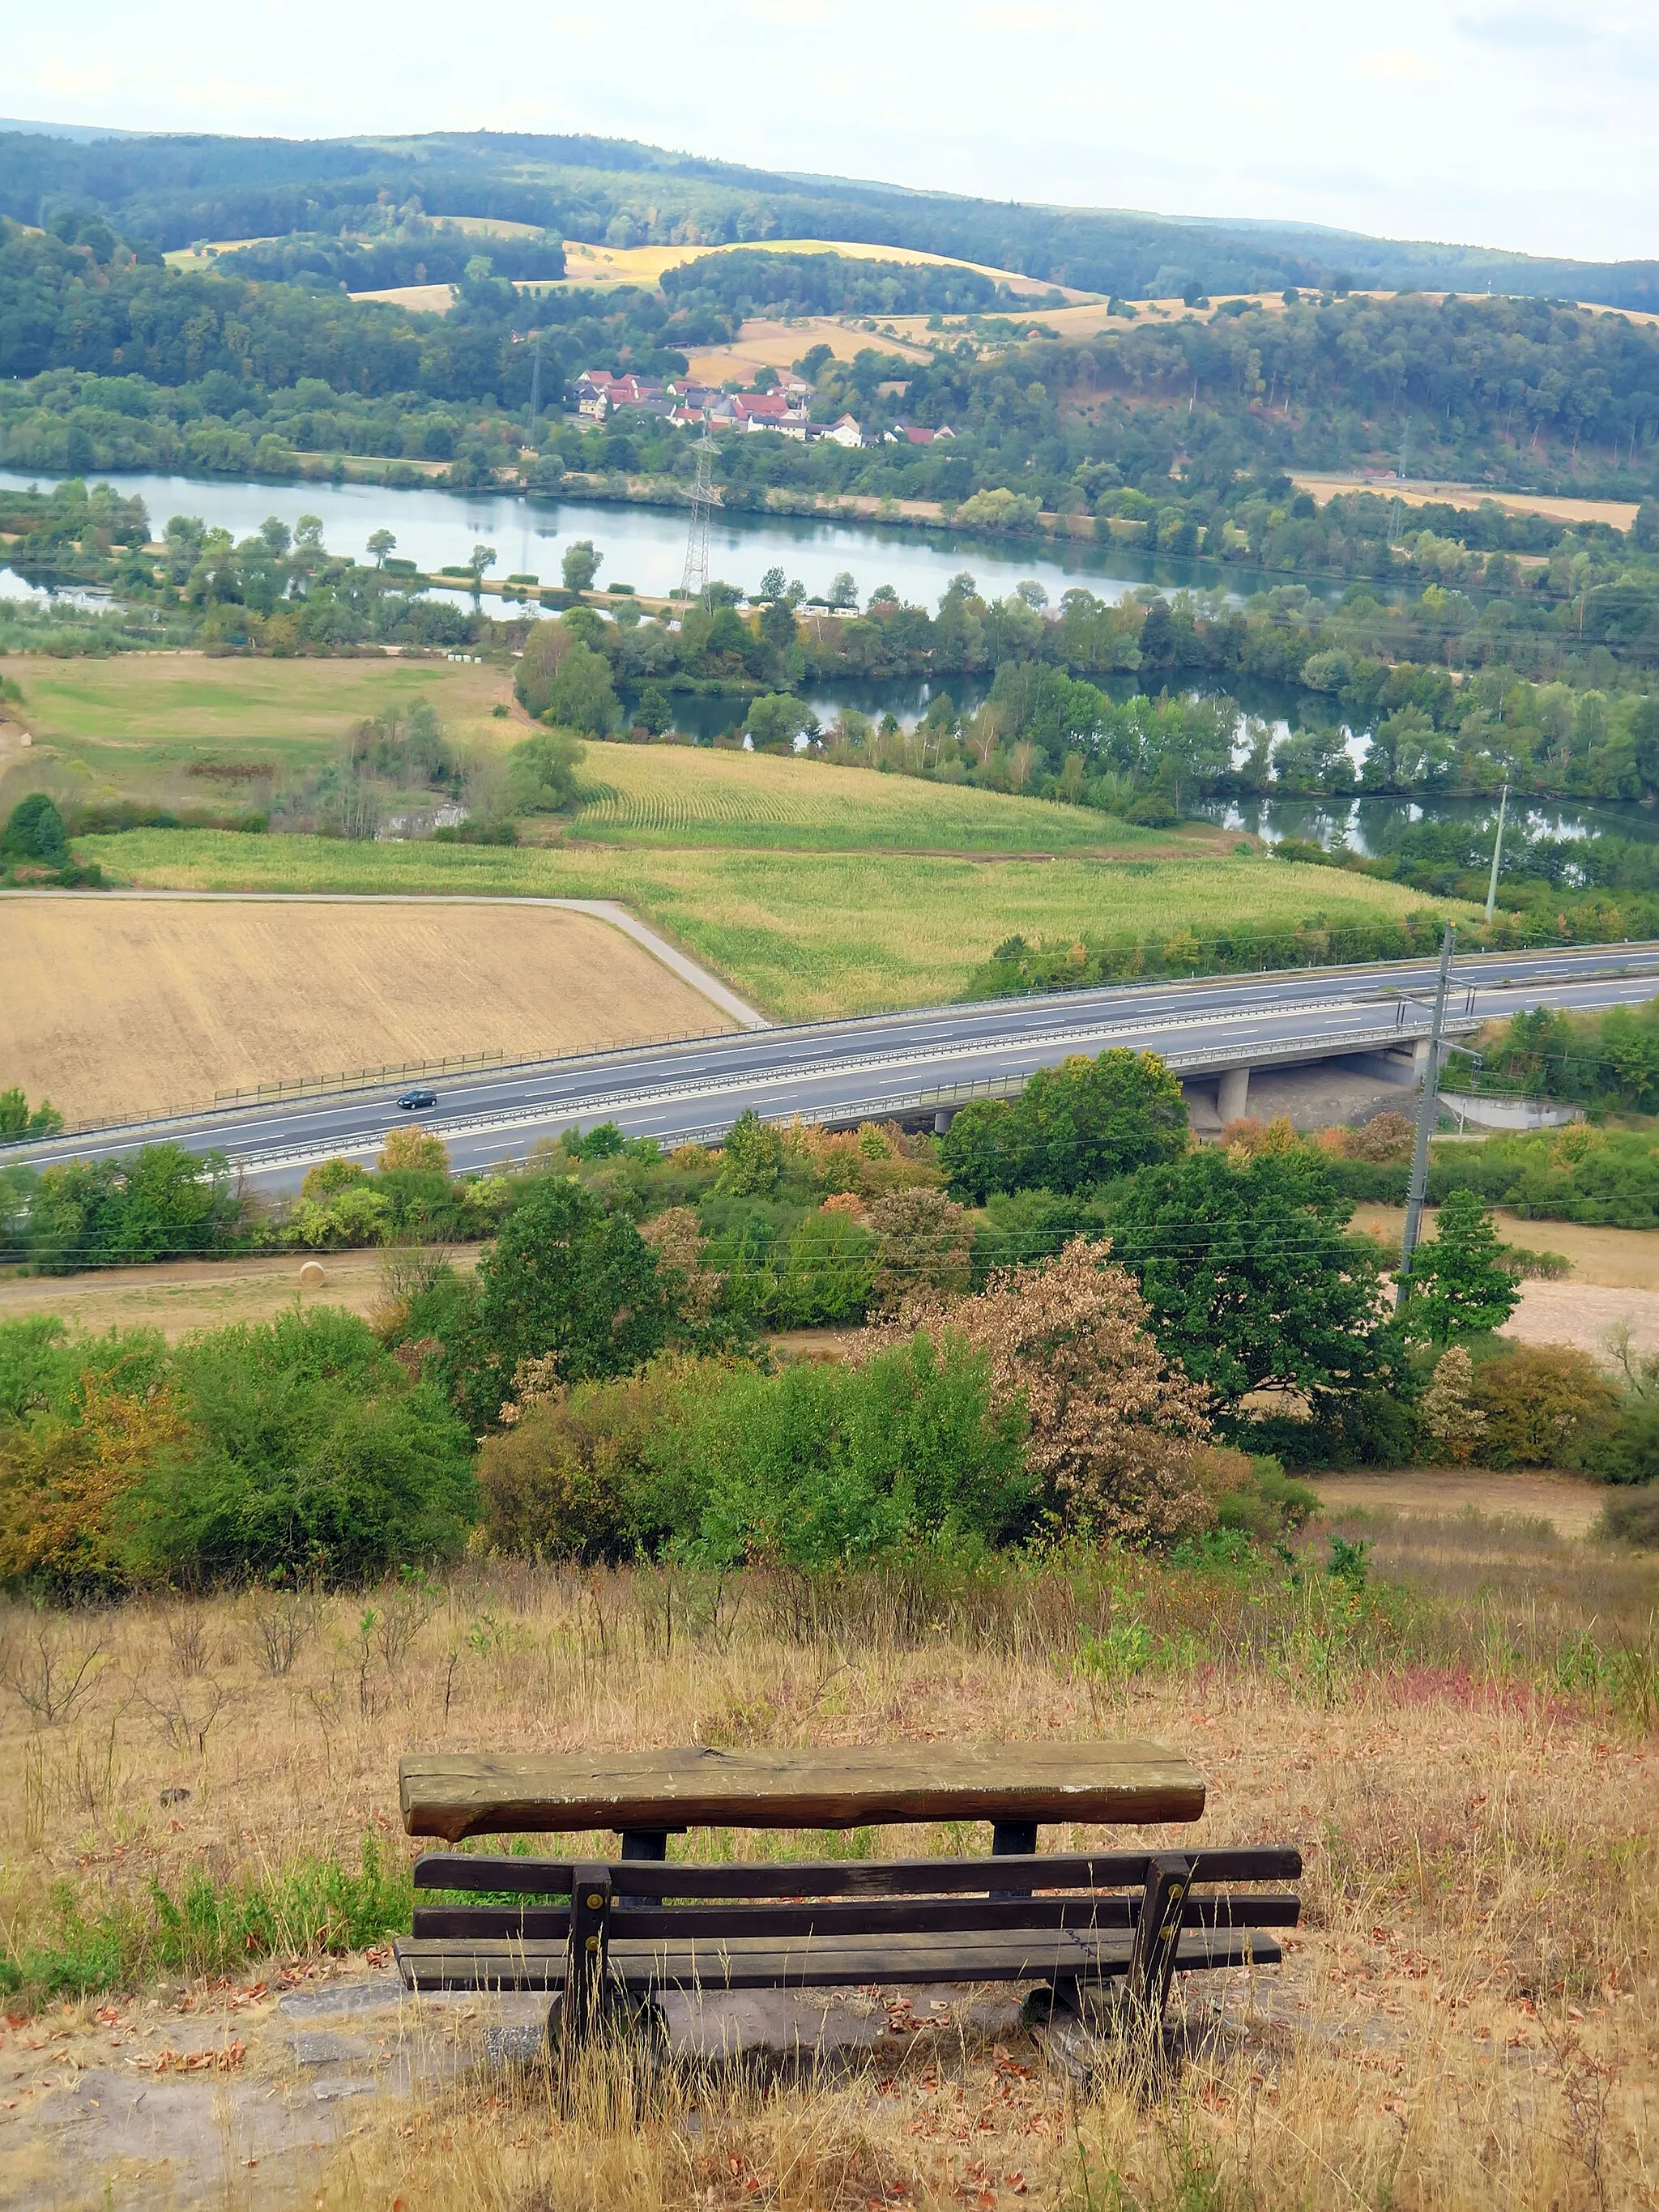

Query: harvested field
[0,897,732,1122]
[1508,1279,1659,1362]
[0,1245,484,1342]
[557,236,1081,295]
[1352,1206,1659,1294]
[685,314,936,381]
[73,830,1472,1023]
[1293,471,1640,531]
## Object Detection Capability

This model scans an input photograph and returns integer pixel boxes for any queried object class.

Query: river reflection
[0,465,1353,613]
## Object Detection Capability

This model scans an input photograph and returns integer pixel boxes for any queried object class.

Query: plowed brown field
[2,896,732,1120]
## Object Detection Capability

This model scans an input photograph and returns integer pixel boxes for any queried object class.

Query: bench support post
[991,1819,1038,1903]
[563,1862,613,2051]
[991,1821,1038,1857]
[1127,1853,1191,2031]
[620,1831,668,1860]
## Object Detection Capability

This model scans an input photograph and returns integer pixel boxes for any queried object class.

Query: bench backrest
[408,1847,1303,1947]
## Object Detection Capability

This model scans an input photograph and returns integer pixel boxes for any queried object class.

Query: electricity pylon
[680,420,719,603]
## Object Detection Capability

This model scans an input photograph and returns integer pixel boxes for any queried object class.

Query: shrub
[0,1087,64,1139]
[1198,1449,1320,1538]
[0,1370,190,1595]
[971,1188,1107,1283]
[1580,1388,1659,1486]
[507,728,585,813]
[865,1188,974,1317]
[25,1144,241,1274]
[476,1357,712,1560]
[2,792,68,867]
[940,1049,1188,1200]
[1470,1344,1621,1468]
[658,1334,1033,1568]
[377,1125,450,1175]
[1597,1489,1659,1548]
[301,1158,369,1200]
[778,1207,876,1326]
[124,1308,476,1584]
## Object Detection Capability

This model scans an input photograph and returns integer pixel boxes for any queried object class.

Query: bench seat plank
[400,1742,1205,1843]
[394,1925,1281,1996]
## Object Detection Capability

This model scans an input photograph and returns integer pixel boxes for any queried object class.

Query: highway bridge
[6,943,1659,1190]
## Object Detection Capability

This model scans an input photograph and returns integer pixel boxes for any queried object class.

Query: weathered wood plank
[393,1926,1281,1996]
[411,1894,1299,1944]
[412,1846,1301,1898]
[399,1742,1205,1843]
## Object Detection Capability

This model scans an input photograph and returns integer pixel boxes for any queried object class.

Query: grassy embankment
[0,1519,1653,2206]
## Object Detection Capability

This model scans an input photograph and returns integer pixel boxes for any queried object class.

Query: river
[0,464,1345,615]
[3,463,1653,850]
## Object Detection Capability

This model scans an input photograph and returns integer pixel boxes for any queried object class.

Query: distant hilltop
[2,122,1656,313]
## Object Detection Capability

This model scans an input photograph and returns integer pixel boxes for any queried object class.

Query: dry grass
[1353,1208,1659,1294]
[0,652,512,820]
[0,1528,1654,2208]
[0,1246,485,1342]
[1312,1468,1610,1537]
[571,740,1201,855]
[0,897,732,1122]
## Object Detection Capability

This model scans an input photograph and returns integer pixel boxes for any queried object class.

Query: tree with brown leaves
[857,1237,1213,1544]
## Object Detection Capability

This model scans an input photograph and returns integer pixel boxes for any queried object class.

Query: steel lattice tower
[680,423,719,603]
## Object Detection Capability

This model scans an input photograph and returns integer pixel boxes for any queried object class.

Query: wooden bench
[394,1744,1299,2049]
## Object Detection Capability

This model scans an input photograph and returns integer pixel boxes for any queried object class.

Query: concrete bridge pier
[1217,1065,1250,1123]
[933,1106,957,1134]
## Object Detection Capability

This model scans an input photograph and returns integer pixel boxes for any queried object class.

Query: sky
[6,0,1654,265]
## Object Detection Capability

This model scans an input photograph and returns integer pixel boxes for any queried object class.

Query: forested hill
[7,220,1659,505]
[3,124,1659,311]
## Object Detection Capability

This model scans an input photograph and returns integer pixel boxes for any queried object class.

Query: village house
[574,369,669,420]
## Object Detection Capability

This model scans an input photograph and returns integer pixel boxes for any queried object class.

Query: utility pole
[1483,780,1509,923]
[1397,923,1455,1314]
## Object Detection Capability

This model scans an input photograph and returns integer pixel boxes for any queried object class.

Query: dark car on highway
[396,1088,438,1110]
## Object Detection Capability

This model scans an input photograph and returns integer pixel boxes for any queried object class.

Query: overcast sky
[8,0,1653,264]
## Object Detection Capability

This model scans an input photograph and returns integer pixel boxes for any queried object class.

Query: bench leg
[1126,1853,1192,2034]
[562,1863,613,2053]
[620,1830,669,1860]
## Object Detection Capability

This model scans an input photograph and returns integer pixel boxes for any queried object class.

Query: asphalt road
[9,942,1659,1190]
